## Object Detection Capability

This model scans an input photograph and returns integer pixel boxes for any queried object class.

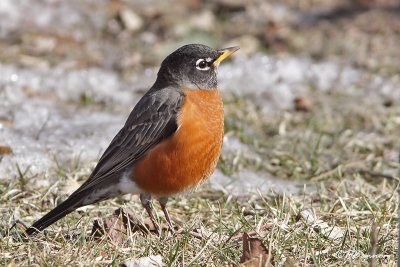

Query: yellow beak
[213,46,240,66]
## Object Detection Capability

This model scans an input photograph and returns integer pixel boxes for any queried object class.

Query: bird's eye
[196,59,210,71]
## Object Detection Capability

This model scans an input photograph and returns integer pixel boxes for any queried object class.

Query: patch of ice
[0,0,110,40]
[0,63,134,179]
[0,98,124,180]
[219,54,399,111]
[0,64,135,106]
[209,169,305,196]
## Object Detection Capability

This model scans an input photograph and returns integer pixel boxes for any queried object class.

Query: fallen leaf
[294,96,313,112]
[0,146,13,155]
[229,224,274,243]
[91,208,149,242]
[0,118,14,128]
[239,233,274,267]
[383,98,393,107]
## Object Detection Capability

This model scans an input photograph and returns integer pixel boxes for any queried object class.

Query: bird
[25,44,239,236]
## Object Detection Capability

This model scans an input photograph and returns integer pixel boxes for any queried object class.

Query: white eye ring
[196,59,210,71]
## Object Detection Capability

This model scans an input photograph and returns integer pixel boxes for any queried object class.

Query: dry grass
[1,93,399,266]
[1,1,400,266]
[0,173,397,266]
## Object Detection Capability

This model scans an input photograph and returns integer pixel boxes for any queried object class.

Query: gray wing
[25,88,184,235]
[75,88,184,193]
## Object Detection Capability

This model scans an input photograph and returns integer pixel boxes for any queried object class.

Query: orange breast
[133,88,224,196]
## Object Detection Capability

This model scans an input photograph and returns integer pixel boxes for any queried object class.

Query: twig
[35,113,51,140]
[354,169,400,182]
[309,158,400,182]
[309,160,364,181]
[369,222,377,267]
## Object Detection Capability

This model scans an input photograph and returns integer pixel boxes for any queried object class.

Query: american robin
[26,44,239,235]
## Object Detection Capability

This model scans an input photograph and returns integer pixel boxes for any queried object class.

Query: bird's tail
[26,172,129,236]
[25,191,86,236]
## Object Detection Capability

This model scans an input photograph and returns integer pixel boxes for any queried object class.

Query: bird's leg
[139,193,159,234]
[158,196,175,234]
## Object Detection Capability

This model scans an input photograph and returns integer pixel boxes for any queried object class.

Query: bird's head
[155,44,239,90]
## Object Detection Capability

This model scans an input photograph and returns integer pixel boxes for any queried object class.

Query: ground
[0,0,399,266]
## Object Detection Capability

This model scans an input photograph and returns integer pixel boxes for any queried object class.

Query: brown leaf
[294,96,313,112]
[0,146,13,155]
[239,233,274,267]
[91,208,149,243]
